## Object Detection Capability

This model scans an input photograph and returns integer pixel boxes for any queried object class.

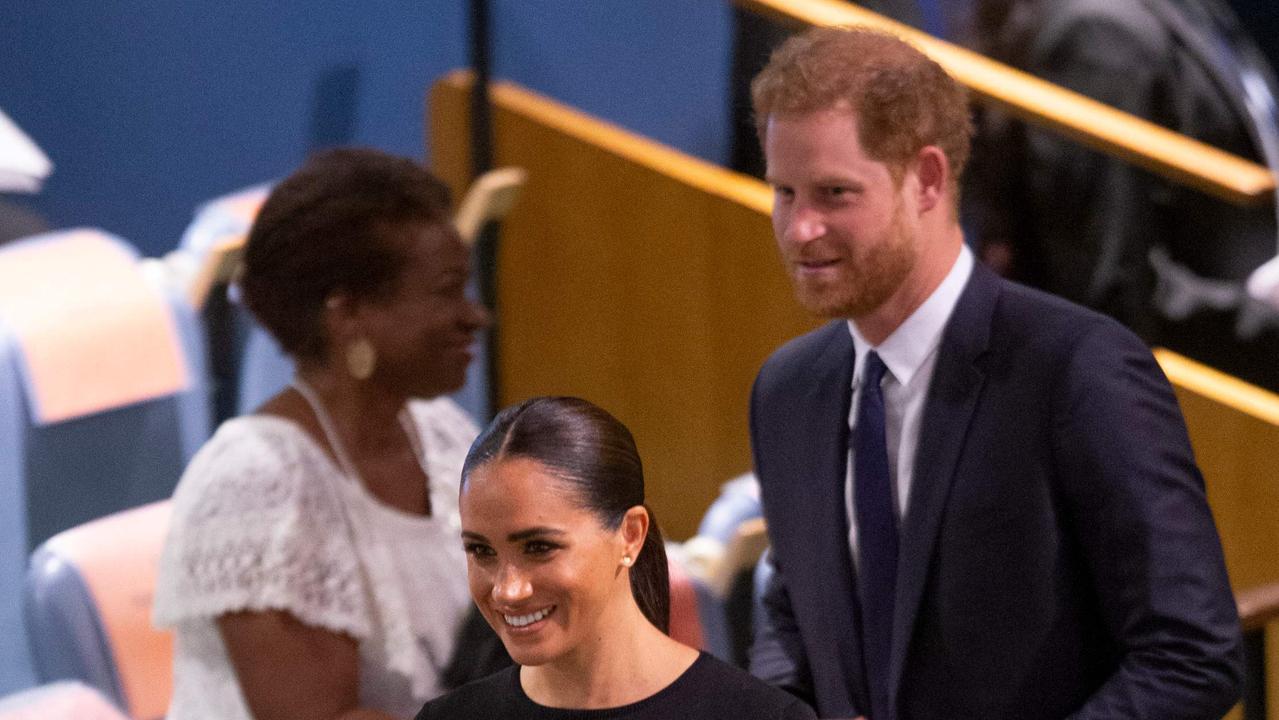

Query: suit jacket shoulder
[754,320,850,396]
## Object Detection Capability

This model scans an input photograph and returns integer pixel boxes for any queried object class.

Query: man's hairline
[758,104,916,189]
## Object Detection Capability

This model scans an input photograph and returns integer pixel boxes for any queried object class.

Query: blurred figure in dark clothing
[965,0,1279,390]
[1226,0,1279,71]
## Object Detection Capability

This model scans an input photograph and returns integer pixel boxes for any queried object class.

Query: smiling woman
[153,148,492,720]
[415,397,816,720]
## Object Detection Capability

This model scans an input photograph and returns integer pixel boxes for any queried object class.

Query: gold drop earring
[345,337,377,380]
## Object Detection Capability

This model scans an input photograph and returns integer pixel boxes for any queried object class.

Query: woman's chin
[505,642,561,668]
[500,628,563,667]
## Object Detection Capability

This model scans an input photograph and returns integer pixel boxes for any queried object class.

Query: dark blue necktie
[854,351,897,719]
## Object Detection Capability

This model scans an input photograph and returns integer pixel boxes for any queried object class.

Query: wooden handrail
[1154,349,1279,427]
[439,70,774,216]
[735,0,1276,207]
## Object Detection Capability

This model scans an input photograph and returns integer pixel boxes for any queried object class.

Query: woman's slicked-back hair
[462,396,671,634]
[240,147,453,361]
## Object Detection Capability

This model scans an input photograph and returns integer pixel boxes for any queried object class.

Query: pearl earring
[621,555,633,567]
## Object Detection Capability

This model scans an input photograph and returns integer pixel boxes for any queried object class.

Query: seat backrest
[695,473,763,545]
[235,320,294,415]
[0,229,209,548]
[0,342,33,696]
[0,230,206,698]
[0,681,128,720]
[24,501,173,720]
[164,183,269,423]
[667,556,706,651]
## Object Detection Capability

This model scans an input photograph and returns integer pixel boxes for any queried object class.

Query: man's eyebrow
[813,175,863,187]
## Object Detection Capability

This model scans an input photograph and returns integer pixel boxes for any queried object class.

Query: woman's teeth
[504,606,553,627]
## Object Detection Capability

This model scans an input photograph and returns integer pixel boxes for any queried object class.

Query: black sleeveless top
[415,652,816,720]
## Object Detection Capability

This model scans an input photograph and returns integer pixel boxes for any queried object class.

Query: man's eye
[773,186,795,201]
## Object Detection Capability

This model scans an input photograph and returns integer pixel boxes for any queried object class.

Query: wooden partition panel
[430,71,817,539]
[736,0,1275,207]
[1158,350,1279,594]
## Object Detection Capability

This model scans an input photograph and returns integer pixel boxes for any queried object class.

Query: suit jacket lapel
[791,323,868,710]
[887,264,998,712]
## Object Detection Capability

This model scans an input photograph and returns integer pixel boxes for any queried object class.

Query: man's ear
[912,145,949,214]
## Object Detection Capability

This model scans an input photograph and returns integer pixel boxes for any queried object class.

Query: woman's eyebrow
[508,527,566,542]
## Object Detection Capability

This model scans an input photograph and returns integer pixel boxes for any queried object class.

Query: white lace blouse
[153,397,478,720]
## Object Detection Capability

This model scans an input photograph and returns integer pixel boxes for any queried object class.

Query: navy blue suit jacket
[749,263,1242,719]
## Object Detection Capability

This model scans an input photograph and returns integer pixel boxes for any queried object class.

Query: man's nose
[491,562,532,603]
[784,204,826,245]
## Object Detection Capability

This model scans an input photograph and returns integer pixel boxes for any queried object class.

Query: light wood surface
[735,0,1275,207]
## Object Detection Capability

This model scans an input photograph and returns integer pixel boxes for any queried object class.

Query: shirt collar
[849,243,974,387]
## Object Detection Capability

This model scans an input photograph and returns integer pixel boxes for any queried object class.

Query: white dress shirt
[845,244,974,565]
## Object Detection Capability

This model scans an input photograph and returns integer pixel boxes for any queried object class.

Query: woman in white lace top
[153,148,491,720]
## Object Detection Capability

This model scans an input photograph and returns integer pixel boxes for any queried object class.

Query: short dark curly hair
[752,26,973,193]
[240,147,453,361]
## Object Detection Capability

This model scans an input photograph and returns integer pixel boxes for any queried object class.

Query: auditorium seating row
[0,192,290,700]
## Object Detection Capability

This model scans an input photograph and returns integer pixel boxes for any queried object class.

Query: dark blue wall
[1,2,733,256]
[490,1,732,166]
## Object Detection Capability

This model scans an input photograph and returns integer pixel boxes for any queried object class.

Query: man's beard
[792,206,916,319]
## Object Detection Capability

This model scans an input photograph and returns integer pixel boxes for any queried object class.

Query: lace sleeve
[410,397,480,488]
[153,418,371,639]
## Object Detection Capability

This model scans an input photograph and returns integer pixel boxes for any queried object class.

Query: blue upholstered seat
[234,321,293,415]
[24,502,172,720]
[0,230,209,696]
[0,680,129,720]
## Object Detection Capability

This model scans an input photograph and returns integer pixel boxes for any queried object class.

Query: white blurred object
[1247,254,1279,307]
[1243,254,1279,343]
[0,108,52,193]
[453,166,527,245]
